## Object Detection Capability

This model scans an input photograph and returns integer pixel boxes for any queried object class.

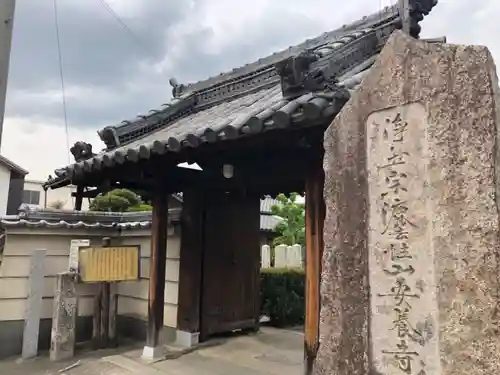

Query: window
[22,190,40,205]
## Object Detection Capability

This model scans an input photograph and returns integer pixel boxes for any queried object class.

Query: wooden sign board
[79,246,140,283]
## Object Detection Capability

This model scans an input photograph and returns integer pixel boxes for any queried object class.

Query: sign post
[78,239,140,348]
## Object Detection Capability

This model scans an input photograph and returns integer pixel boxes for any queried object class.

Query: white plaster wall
[24,180,90,211]
[0,231,104,321]
[118,227,180,328]
[0,225,180,330]
[0,163,10,216]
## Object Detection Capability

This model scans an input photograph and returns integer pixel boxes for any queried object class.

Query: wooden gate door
[200,190,261,339]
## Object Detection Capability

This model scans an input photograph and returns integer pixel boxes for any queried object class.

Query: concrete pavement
[1,327,303,375]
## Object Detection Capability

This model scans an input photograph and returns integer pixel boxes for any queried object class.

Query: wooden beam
[304,164,325,375]
[100,283,110,348]
[145,181,169,350]
[72,183,153,199]
[74,186,84,210]
[92,285,102,349]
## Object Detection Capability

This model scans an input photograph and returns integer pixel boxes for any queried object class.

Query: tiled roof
[45,1,439,188]
[0,206,180,230]
[260,196,284,232]
[260,214,284,232]
[260,197,281,214]
[0,219,154,230]
[0,203,283,232]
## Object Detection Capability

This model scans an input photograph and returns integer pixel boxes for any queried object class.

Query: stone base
[175,330,199,348]
[141,345,165,360]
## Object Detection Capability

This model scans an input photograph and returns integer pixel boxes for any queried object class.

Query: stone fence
[261,244,303,268]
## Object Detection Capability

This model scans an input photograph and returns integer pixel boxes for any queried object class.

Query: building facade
[0,155,27,216]
[23,180,90,211]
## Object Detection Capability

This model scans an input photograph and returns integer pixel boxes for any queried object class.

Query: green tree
[271,193,305,247]
[90,189,152,212]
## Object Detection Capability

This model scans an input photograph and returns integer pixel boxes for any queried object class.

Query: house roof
[0,155,28,176]
[45,1,439,189]
[260,196,284,232]
[260,197,281,214]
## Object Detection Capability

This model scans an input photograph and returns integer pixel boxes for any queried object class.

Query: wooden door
[200,190,261,339]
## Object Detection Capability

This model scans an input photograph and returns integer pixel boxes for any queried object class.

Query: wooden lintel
[73,142,321,195]
[71,182,153,198]
[146,180,169,348]
[72,189,100,199]
[304,164,325,375]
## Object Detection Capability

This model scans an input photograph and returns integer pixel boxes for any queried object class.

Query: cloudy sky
[1,0,499,180]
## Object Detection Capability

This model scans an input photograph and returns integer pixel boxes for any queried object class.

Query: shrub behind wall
[260,268,305,327]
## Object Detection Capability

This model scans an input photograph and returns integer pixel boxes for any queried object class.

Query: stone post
[317,31,500,375]
[21,249,46,360]
[50,272,78,362]
[287,244,302,268]
[274,244,287,268]
[261,245,271,268]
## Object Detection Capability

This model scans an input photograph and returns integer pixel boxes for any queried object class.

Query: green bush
[260,268,305,327]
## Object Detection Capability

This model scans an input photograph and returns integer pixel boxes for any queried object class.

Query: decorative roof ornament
[169,77,186,99]
[275,52,318,100]
[398,0,439,38]
[70,141,96,162]
[275,51,344,100]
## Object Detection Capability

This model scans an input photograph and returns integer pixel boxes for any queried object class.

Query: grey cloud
[5,0,192,128]
[5,0,335,130]
[162,12,326,84]
[9,0,187,89]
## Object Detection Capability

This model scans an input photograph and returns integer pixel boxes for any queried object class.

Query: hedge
[260,267,305,327]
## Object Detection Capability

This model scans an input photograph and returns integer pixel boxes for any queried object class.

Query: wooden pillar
[143,183,169,357]
[92,285,102,349]
[74,185,84,211]
[176,189,204,338]
[304,165,325,375]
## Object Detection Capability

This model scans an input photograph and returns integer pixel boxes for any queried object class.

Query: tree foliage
[90,189,152,212]
[270,193,305,247]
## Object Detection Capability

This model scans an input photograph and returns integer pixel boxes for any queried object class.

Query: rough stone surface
[317,30,500,375]
[366,102,441,375]
[50,272,78,362]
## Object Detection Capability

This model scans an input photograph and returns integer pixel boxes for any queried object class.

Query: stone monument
[317,30,500,375]
[50,272,78,361]
[261,245,271,268]
[21,249,46,360]
[274,244,288,268]
[287,244,303,268]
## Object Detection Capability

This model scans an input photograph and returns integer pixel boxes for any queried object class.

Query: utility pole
[0,0,15,149]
